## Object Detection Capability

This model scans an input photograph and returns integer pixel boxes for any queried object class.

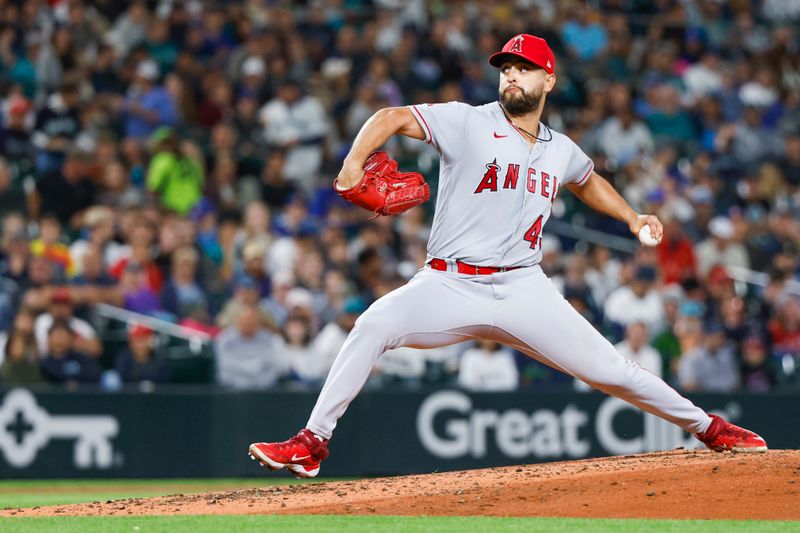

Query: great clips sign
[414,390,738,461]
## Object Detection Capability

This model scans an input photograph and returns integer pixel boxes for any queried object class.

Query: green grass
[0,516,797,532]
[0,478,327,509]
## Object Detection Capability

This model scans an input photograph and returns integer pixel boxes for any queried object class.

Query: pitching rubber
[248,444,320,478]
[706,443,768,453]
[731,444,769,453]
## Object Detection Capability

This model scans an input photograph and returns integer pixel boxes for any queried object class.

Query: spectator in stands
[109,217,163,292]
[114,324,169,384]
[0,213,28,277]
[603,264,664,337]
[105,1,149,58]
[161,246,208,319]
[560,5,608,62]
[30,214,72,277]
[694,216,751,278]
[70,244,116,287]
[34,288,101,358]
[0,308,44,385]
[657,216,697,284]
[30,149,97,226]
[233,201,273,274]
[559,253,601,323]
[69,206,127,274]
[259,151,297,209]
[119,261,162,315]
[238,240,271,298]
[284,287,319,335]
[594,84,654,167]
[778,134,800,187]
[585,244,621,305]
[145,128,204,216]
[279,314,326,386]
[40,320,102,385]
[458,340,519,391]
[669,300,705,382]
[0,96,35,180]
[645,84,696,148]
[715,104,783,168]
[146,19,179,76]
[767,296,800,357]
[651,285,684,378]
[32,81,81,175]
[217,274,276,331]
[0,157,26,218]
[259,79,329,194]
[682,50,724,104]
[740,335,777,393]
[121,59,178,141]
[215,304,286,390]
[273,199,319,243]
[312,296,365,376]
[719,295,749,346]
[260,270,295,327]
[96,159,145,209]
[677,321,740,392]
[614,322,662,377]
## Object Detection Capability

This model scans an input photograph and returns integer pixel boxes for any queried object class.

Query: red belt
[428,258,523,275]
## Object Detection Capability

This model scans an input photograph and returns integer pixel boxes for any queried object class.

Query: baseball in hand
[638,225,661,247]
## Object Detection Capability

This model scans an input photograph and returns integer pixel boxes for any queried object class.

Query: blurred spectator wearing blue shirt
[114,325,169,384]
[40,321,101,386]
[121,60,177,141]
[561,5,608,61]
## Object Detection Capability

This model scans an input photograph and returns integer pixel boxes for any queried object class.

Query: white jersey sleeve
[408,102,470,163]
[562,137,595,186]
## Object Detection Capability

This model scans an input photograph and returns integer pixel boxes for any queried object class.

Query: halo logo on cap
[509,35,524,53]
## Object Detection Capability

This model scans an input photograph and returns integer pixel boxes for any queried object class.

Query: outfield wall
[0,387,796,478]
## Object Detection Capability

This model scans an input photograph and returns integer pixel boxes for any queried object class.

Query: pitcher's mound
[7,449,800,520]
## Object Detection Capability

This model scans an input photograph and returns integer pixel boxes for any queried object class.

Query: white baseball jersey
[409,101,594,267]
[302,101,712,445]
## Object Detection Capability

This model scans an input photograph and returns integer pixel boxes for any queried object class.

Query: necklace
[498,102,553,143]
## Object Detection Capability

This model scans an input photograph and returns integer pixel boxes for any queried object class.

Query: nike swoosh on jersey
[493,132,508,138]
[291,453,311,461]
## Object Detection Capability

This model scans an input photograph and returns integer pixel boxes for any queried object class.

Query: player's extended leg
[249,267,494,477]
[491,266,767,453]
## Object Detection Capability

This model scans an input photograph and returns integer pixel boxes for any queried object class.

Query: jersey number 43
[524,215,543,250]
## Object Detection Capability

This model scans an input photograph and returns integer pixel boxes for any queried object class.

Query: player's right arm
[337,107,425,190]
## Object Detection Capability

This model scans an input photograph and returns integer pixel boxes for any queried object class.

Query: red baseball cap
[8,96,31,116]
[50,288,72,305]
[129,324,153,339]
[489,34,555,75]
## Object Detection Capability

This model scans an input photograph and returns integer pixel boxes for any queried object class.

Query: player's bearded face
[499,84,543,116]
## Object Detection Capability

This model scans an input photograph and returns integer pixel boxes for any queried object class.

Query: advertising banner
[0,387,796,478]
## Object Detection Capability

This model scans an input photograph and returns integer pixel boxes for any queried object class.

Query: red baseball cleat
[248,429,330,478]
[695,414,768,453]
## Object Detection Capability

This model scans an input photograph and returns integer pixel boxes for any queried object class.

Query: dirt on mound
[4,449,799,520]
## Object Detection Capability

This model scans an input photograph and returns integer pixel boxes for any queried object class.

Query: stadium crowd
[1,0,800,394]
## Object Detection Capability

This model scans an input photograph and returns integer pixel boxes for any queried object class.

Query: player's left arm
[566,171,663,241]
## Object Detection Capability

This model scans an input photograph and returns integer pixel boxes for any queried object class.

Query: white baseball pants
[306,265,712,439]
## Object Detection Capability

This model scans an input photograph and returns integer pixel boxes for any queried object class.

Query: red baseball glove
[334,151,430,216]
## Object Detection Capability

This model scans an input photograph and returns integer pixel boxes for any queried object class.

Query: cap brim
[489,51,539,68]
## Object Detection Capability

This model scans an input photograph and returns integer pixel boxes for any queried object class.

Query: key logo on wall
[0,388,119,468]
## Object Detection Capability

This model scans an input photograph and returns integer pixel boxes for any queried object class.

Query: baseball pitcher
[249,34,767,479]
